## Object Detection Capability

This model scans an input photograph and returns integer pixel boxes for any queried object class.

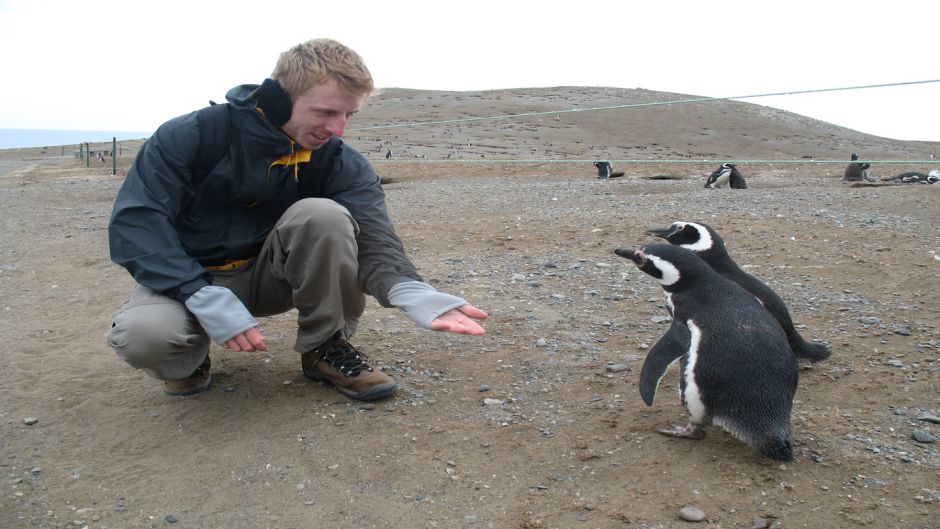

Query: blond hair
[272,38,374,100]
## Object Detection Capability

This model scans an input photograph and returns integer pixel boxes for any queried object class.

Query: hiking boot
[302,332,397,401]
[164,356,212,397]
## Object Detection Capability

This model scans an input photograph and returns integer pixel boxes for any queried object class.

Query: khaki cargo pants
[106,198,366,381]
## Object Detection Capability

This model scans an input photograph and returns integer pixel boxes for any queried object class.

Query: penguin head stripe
[646,253,681,286]
[676,222,713,253]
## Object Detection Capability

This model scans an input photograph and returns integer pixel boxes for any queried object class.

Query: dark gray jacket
[109,83,421,306]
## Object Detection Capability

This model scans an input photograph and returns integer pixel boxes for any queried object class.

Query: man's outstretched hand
[431,305,488,335]
[223,326,267,352]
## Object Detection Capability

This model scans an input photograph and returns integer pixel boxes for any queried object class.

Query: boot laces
[318,336,374,378]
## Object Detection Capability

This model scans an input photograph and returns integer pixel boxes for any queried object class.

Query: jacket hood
[226,79,293,128]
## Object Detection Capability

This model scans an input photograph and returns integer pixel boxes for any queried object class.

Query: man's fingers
[244,327,267,351]
[458,305,488,320]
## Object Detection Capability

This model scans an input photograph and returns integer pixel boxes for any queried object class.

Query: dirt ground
[1,87,939,529]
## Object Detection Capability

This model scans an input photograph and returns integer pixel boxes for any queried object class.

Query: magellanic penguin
[882,170,939,184]
[645,221,831,363]
[593,161,625,179]
[843,153,873,182]
[704,163,747,189]
[614,244,798,461]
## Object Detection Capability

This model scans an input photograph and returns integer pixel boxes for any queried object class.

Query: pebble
[859,317,882,325]
[605,363,630,373]
[911,430,937,443]
[478,384,490,392]
[916,412,940,424]
[23,417,38,425]
[753,517,770,529]
[165,514,178,524]
[678,506,706,522]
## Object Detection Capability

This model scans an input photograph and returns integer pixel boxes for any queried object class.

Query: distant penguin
[843,153,872,182]
[593,161,625,179]
[645,221,831,363]
[614,244,798,461]
[883,171,939,184]
[704,163,747,189]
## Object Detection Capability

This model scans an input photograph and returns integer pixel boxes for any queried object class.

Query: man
[107,38,487,401]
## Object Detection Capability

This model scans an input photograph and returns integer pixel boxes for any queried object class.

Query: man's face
[280,78,365,150]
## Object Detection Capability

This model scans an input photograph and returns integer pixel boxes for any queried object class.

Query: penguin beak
[645,226,675,239]
[614,247,643,265]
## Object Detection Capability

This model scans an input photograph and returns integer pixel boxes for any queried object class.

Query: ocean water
[0,128,152,149]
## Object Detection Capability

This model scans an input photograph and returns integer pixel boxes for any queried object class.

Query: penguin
[614,243,798,461]
[645,221,831,363]
[704,162,747,189]
[843,153,872,182]
[882,171,939,184]
[593,161,625,179]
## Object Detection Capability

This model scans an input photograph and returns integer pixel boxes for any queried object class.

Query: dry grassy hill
[343,86,937,164]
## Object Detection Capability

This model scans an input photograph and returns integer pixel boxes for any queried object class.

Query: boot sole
[303,369,398,401]
[164,374,213,397]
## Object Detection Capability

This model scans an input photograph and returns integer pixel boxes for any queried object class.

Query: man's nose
[325,115,348,136]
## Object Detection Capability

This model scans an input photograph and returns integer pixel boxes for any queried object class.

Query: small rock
[483,398,504,406]
[304,499,316,506]
[678,506,706,522]
[753,517,770,529]
[164,514,178,524]
[23,417,38,425]
[296,483,306,492]
[605,364,630,373]
[651,315,672,324]
[912,430,937,443]
[916,412,940,424]
[478,384,490,392]
[859,317,882,325]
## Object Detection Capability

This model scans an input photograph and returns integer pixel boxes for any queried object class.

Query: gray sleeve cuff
[387,281,467,330]
[183,285,258,343]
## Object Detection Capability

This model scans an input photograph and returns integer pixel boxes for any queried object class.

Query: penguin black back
[645,221,831,363]
[615,243,798,461]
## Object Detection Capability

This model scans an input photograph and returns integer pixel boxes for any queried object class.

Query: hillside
[344,86,937,163]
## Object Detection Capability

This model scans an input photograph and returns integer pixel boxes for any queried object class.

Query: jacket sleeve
[108,113,212,301]
[326,149,422,306]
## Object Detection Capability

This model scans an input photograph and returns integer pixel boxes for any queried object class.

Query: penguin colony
[613,222,827,461]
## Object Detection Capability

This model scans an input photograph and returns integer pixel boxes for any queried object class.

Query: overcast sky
[1,0,937,142]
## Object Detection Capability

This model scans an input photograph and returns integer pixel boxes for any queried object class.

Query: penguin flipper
[639,320,691,406]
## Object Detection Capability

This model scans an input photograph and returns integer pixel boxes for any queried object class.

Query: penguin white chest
[710,172,731,188]
[682,320,707,422]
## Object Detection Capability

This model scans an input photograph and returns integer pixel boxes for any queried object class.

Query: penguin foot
[657,423,705,439]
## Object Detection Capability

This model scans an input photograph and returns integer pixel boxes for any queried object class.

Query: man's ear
[254,78,293,127]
